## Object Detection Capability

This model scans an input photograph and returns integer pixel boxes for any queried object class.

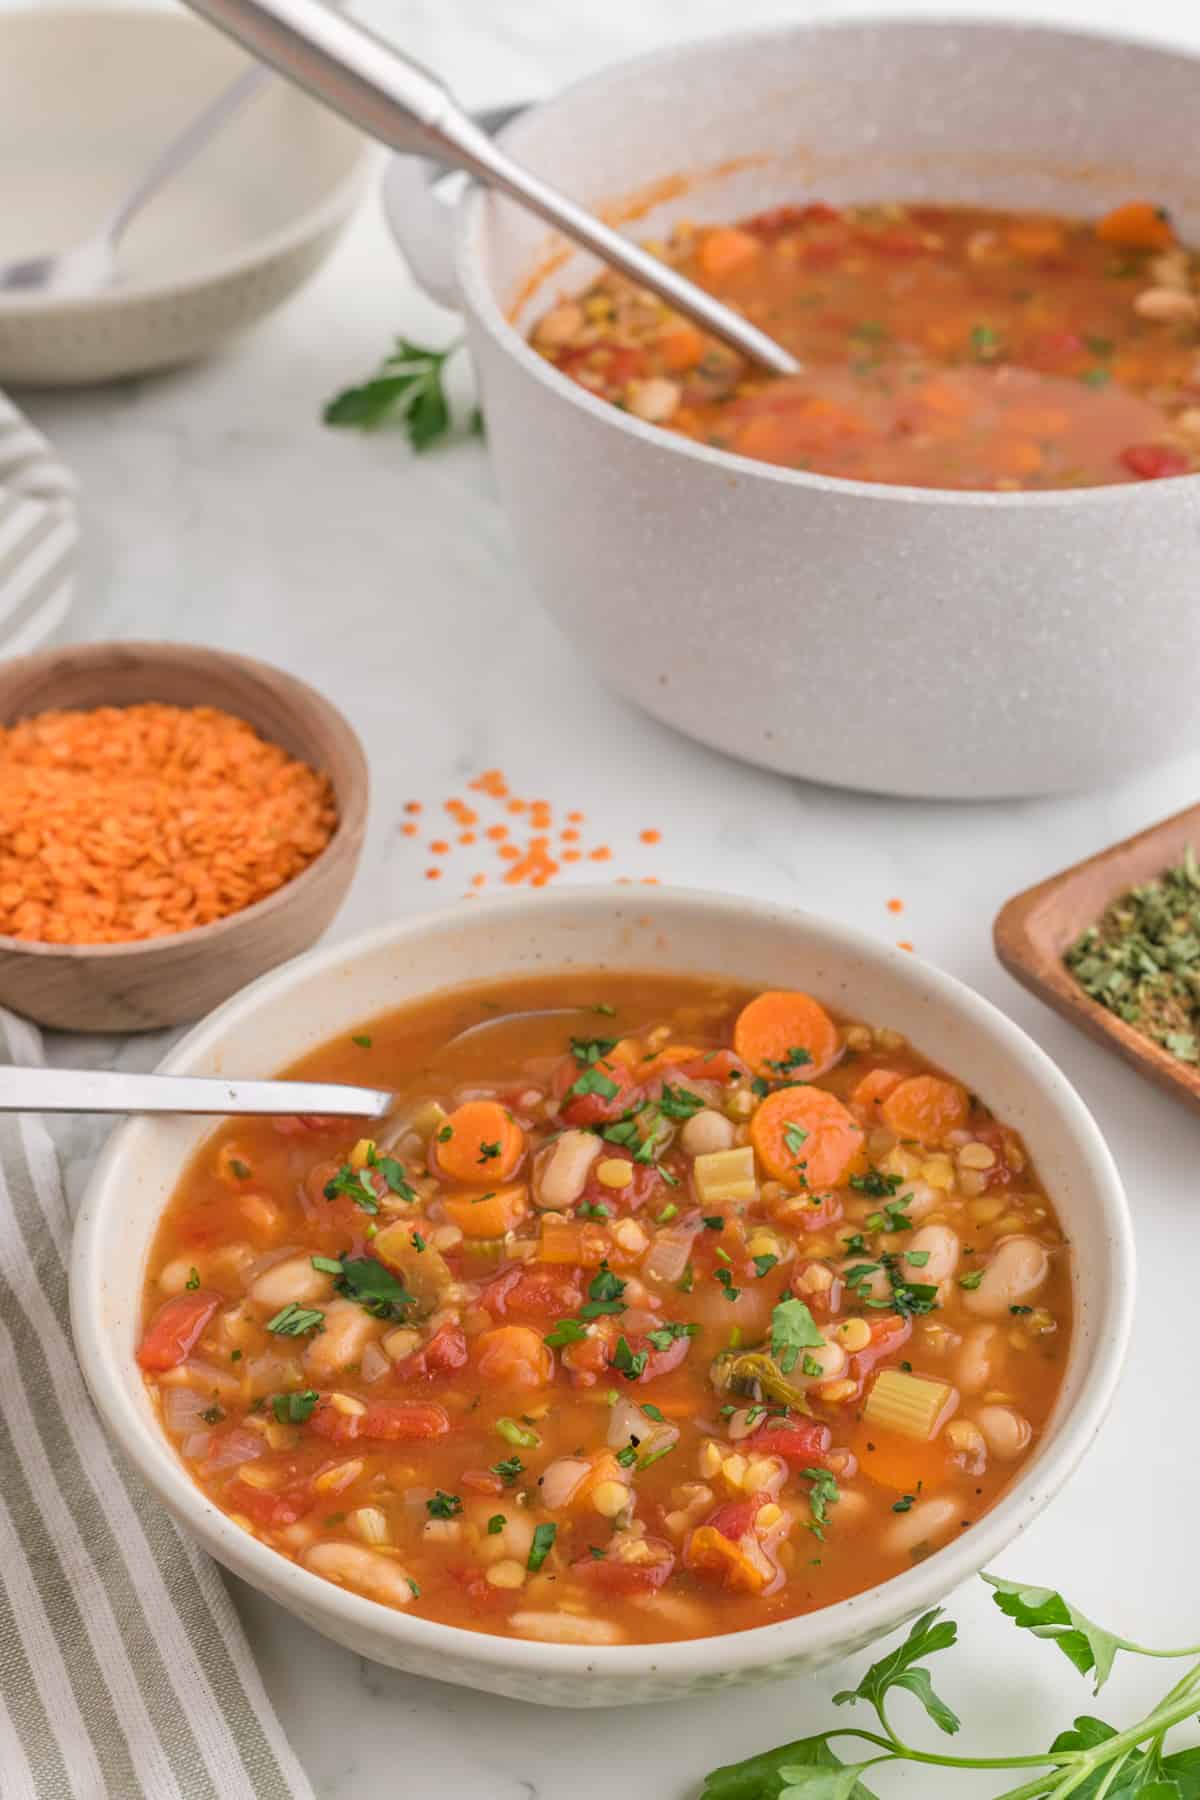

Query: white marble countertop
[14,0,1200,1792]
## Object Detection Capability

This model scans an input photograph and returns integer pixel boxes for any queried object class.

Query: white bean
[303,1541,415,1607]
[250,1253,334,1310]
[956,1323,1000,1395]
[879,1495,960,1558]
[476,1507,535,1565]
[973,1404,1032,1461]
[796,1340,847,1385]
[626,377,681,423]
[534,1131,602,1210]
[158,1258,197,1296]
[894,1180,939,1223]
[680,1109,735,1158]
[1134,287,1199,322]
[533,302,585,348]
[509,1610,626,1645]
[963,1237,1049,1318]
[902,1223,959,1285]
[303,1298,380,1380]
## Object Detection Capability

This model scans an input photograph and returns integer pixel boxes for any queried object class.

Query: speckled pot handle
[382,105,523,311]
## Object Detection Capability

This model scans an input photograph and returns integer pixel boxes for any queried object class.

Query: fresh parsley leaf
[477,1139,502,1164]
[958,1269,985,1290]
[641,1402,665,1422]
[658,1083,707,1120]
[271,1389,319,1424]
[351,1034,373,1048]
[527,1522,557,1571]
[266,1303,325,1337]
[802,1353,824,1378]
[323,1163,381,1214]
[426,1491,463,1520]
[770,1297,826,1373]
[570,1036,618,1065]
[701,1736,879,1800]
[715,1268,742,1302]
[490,1455,524,1485]
[544,1317,589,1348]
[753,1253,780,1278]
[335,1257,416,1322]
[612,1336,648,1380]
[646,1322,699,1350]
[905,1250,931,1267]
[866,1198,913,1234]
[324,338,460,448]
[228,1159,252,1181]
[578,1200,611,1219]
[983,1575,1123,1692]
[569,1067,620,1102]
[487,1514,506,1535]
[591,1002,616,1017]
[310,1255,343,1276]
[185,1267,200,1291]
[850,1170,903,1198]
[803,1467,841,1540]
[615,1444,638,1469]
[833,1607,961,1736]
[784,1122,810,1160]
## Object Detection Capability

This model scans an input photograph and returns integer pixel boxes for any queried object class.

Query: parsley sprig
[699,1575,1200,1799]
[324,338,478,448]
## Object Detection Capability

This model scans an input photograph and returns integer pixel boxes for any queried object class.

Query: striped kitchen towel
[0,1009,314,1800]
[0,394,76,657]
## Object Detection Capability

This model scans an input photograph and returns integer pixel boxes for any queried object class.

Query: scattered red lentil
[567,810,584,823]
[401,822,418,837]
[561,828,580,843]
[589,846,612,863]
[0,702,337,946]
[458,831,476,845]
[887,897,905,914]
[640,829,662,845]
[429,839,450,855]
[897,939,914,952]
[486,825,508,842]
[404,800,422,814]
[425,868,443,881]
[562,850,582,864]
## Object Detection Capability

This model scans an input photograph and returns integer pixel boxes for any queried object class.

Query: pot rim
[457,11,1200,514]
[71,886,1134,1688]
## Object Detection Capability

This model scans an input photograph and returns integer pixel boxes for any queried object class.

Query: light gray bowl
[385,19,1200,799]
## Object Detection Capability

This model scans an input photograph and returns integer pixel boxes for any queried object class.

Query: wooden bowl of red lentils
[0,641,368,1032]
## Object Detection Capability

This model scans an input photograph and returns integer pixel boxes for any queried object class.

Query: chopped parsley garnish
[892,1493,916,1514]
[1065,845,1200,1066]
[544,1317,590,1348]
[658,1083,706,1120]
[677,1264,695,1294]
[436,1125,453,1143]
[410,1231,426,1252]
[656,1202,679,1223]
[487,1514,506,1535]
[200,1405,224,1426]
[959,1270,985,1291]
[580,1261,627,1319]
[803,1467,841,1540]
[612,1336,649,1380]
[569,1067,620,1102]
[185,1267,200,1291]
[426,1491,463,1519]
[802,1353,825,1378]
[750,1076,771,1099]
[615,1444,639,1469]
[271,1389,319,1424]
[752,1253,779,1279]
[406,1578,421,1598]
[335,1257,417,1321]
[266,1303,326,1337]
[527,1522,557,1571]
[229,1159,252,1181]
[765,1045,814,1075]
[851,1169,903,1198]
[351,1034,373,1048]
[866,1198,913,1234]
[570,1035,618,1066]
[715,1268,741,1302]
[477,1139,502,1164]
[906,1250,931,1267]
[703,1215,725,1231]
[311,1254,343,1275]
[1010,1304,1034,1316]
[770,1297,826,1373]
[842,1233,868,1255]
[783,1123,810,1159]
[646,1322,699,1350]
[641,1402,665,1422]
[879,1252,939,1317]
[591,1003,616,1017]
[490,1455,524,1485]
[638,1441,677,1471]
[578,1200,611,1220]
[496,1417,540,1448]
[970,322,1002,361]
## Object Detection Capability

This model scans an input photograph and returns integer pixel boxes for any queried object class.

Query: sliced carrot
[435,1100,524,1184]
[734,989,840,1079]
[750,1085,864,1191]
[1005,220,1065,258]
[880,1074,970,1146]
[635,1042,702,1079]
[658,322,707,372]
[850,1422,952,1495]
[684,1524,766,1592]
[443,1182,528,1239]
[474,1325,553,1388]
[1095,200,1174,250]
[697,227,762,280]
[606,1037,643,1069]
[850,1068,905,1117]
[538,1218,586,1264]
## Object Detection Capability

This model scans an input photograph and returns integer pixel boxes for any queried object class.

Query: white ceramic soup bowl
[72,888,1131,1706]
[385,18,1200,800]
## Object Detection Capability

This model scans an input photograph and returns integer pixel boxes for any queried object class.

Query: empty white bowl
[72,888,1133,1706]
[0,6,370,385]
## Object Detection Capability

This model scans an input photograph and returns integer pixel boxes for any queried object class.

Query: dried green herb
[1065,847,1200,1063]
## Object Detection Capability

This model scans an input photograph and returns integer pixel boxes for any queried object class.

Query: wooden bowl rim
[0,640,368,963]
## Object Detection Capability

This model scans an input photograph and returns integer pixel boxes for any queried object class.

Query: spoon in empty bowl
[175,0,800,375]
[0,63,270,296]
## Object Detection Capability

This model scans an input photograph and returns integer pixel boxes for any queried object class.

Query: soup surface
[530,198,1200,490]
[139,974,1070,1646]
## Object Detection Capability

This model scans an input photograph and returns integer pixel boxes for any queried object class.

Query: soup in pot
[531,198,1200,491]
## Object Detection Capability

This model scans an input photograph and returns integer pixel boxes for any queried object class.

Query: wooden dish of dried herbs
[994,802,1200,1114]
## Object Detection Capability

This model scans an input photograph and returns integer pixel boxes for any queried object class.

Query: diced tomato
[391,1322,468,1383]
[851,1314,912,1382]
[1121,443,1189,480]
[225,1477,314,1528]
[483,1262,584,1320]
[553,1054,639,1127]
[561,1330,610,1386]
[794,1192,844,1233]
[968,1122,1017,1189]
[445,1563,510,1609]
[749,1420,834,1468]
[609,1329,691,1384]
[790,1259,844,1318]
[744,202,843,240]
[556,345,648,392]
[309,1399,451,1443]
[136,1290,222,1372]
[460,1468,505,1496]
[574,1536,676,1593]
[676,1049,746,1083]
[703,1491,772,1543]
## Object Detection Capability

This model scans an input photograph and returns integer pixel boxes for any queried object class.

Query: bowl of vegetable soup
[72,889,1132,1705]
[385,18,1200,798]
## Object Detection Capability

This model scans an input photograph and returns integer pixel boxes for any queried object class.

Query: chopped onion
[163,1386,211,1433]
[540,1456,591,1508]
[204,1429,266,1471]
[642,1220,701,1286]
[182,1430,213,1461]
[620,1307,661,1335]
[607,1397,652,1450]
[360,1341,391,1383]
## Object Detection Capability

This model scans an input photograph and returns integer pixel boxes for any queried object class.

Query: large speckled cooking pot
[384,18,1200,799]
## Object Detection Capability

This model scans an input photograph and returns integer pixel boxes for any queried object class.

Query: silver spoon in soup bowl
[173,0,800,376]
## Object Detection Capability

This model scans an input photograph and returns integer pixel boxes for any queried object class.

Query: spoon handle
[0,1067,392,1118]
[177,0,801,376]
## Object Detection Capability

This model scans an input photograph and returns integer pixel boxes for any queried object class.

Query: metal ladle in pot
[174,0,800,376]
